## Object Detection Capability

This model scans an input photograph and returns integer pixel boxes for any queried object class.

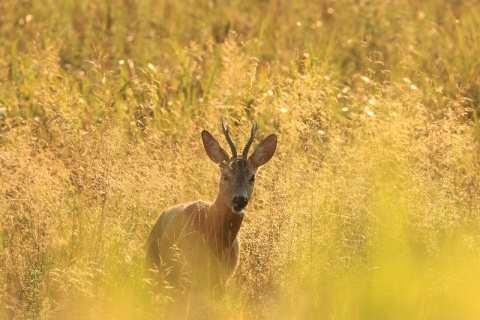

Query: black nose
[232,196,248,211]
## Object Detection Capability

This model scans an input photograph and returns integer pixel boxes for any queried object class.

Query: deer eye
[249,175,255,183]
[223,175,231,182]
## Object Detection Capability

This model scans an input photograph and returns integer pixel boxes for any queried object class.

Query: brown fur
[145,198,243,293]
[145,120,277,297]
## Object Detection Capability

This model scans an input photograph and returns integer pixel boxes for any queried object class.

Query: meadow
[1,0,480,318]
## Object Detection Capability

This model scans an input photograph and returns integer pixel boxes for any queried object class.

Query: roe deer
[145,117,277,295]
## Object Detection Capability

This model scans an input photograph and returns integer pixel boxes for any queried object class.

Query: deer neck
[208,195,244,250]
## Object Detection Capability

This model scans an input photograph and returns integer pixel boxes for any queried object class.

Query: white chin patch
[232,208,245,215]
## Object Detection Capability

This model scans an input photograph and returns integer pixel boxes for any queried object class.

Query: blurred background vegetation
[1,0,480,319]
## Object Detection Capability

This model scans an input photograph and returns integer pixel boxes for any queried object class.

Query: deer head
[201,117,277,213]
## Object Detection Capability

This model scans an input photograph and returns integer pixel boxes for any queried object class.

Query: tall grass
[1,0,480,319]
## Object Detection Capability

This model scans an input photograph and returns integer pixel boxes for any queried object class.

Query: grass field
[1,0,480,319]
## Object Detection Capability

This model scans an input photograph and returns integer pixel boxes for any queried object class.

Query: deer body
[145,119,277,294]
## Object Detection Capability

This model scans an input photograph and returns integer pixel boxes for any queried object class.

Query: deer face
[202,119,277,214]
[219,159,256,213]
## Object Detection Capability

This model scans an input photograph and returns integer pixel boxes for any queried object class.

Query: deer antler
[242,122,258,158]
[221,116,237,158]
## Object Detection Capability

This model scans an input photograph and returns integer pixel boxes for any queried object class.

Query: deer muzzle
[232,195,248,212]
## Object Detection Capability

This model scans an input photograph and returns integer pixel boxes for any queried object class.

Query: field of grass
[1,0,480,319]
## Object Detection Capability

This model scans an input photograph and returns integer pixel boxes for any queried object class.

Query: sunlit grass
[1,0,480,319]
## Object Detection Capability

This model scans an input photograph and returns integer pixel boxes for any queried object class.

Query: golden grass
[1,0,480,319]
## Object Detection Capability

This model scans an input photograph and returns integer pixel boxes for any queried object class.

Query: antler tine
[221,116,237,158]
[242,122,258,158]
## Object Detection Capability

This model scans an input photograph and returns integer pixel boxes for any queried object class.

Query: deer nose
[232,196,248,212]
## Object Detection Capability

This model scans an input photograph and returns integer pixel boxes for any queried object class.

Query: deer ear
[249,134,277,168]
[202,130,230,164]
